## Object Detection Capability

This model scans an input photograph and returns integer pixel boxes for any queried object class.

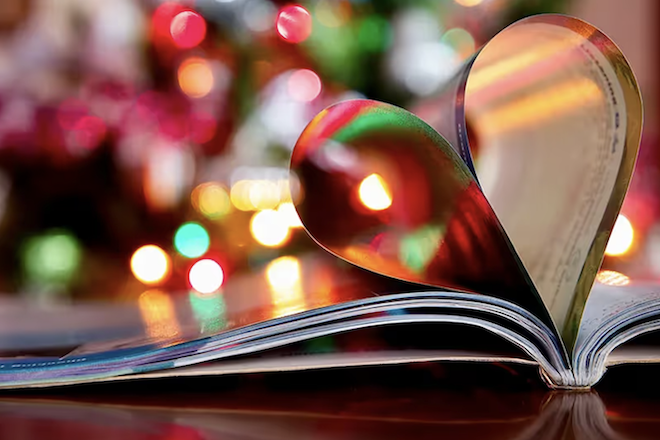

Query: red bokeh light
[288,69,322,102]
[71,116,106,151]
[170,10,207,49]
[189,113,217,144]
[276,5,312,43]
[57,99,89,130]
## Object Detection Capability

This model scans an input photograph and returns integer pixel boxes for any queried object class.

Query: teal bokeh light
[174,222,210,258]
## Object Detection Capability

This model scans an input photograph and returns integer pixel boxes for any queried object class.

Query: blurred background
[0,0,654,306]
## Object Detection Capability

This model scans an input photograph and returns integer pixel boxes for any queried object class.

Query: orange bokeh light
[178,58,214,98]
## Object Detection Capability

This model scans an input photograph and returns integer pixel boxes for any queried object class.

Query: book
[0,14,646,390]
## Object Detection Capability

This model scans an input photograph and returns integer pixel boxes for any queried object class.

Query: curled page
[396,15,641,348]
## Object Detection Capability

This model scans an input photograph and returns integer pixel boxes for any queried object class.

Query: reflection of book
[0,14,649,389]
[0,385,655,440]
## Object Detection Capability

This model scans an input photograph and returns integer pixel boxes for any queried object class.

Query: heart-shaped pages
[291,15,642,351]
[291,99,553,329]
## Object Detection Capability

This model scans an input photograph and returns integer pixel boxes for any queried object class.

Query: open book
[0,14,647,389]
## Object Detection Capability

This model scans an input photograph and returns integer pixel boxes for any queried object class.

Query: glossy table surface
[0,362,659,440]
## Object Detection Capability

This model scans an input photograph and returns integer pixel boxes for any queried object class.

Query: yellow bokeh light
[315,0,351,28]
[249,180,280,210]
[358,173,392,211]
[192,182,232,220]
[230,180,254,211]
[605,214,634,256]
[266,256,301,292]
[277,202,303,228]
[138,289,180,339]
[266,256,305,317]
[455,0,483,7]
[229,179,294,212]
[131,245,171,285]
[596,270,630,286]
[250,209,290,247]
[178,58,214,98]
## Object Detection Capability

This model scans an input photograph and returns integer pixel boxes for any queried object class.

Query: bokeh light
[189,259,224,294]
[441,28,476,59]
[315,0,351,28]
[278,202,303,228]
[605,214,634,256]
[357,15,390,52]
[358,173,392,211]
[57,99,89,130]
[242,0,277,33]
[248,180,280,210]
[266,256,305,317]
[230,180,255,211]
[23,231,82,285]
[131,245,171,285]
[192,182,232,220]
[178,58,214,98]
[455,0,483,7]
[174,222,210,258]
[170,10,207,49]
[288,69,322,102]
[276,5,312,43]
[250,209,290,247]
[266,256,301,293]
[596,270,630,286]
[230,179,292,211]
[69,116,107,152]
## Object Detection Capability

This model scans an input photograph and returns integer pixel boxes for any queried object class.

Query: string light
[131,245,171,285]
[189,259,224,294]
[358,173,392,211]
[605,214,634,256]
[276,5,312,43]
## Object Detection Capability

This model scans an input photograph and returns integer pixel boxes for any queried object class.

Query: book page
[565,282,660,385]
[574,282,660,355]
[465,17,637,344]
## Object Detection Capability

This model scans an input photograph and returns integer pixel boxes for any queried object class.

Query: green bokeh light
[22,230,82,285]
[174,222,210,258]
[357,16,391,53]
